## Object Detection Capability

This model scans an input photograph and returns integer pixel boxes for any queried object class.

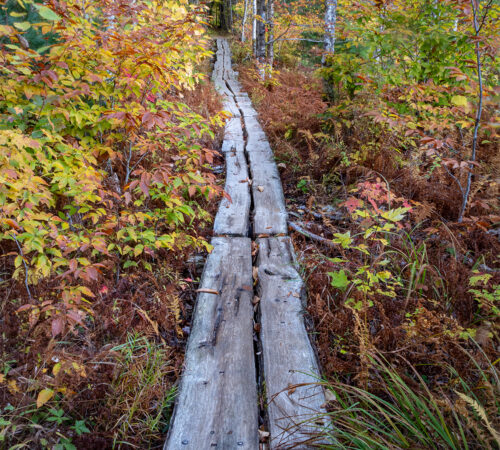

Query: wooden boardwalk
[164,38,328,450]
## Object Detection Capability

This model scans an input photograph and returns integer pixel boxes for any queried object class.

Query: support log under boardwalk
[257,237,328,448]
[164,237,258,450]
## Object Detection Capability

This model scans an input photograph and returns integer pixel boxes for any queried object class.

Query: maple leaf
[342,197,363,213]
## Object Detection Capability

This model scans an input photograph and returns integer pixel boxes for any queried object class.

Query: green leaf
[333,232,352,249]
[123,260,138,269]
[13,22,31,31]
[328,270,350,290]
[36,5,61,22]
[72,420,90,436]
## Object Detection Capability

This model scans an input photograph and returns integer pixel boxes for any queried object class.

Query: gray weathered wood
[223,99,241,118]
[214,150,251,236]
[248,150,288,235]
[165,237,258,450]
[222,139,245,154]
[225,117,244,141]
[257,237,328,448]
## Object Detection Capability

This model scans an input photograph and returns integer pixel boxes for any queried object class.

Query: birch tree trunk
[242,0,249,42]
[252,0,257,55]
[267,0,274,68]
[323,0,337,64]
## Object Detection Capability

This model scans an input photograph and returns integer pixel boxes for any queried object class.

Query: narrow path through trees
[164,38,328,450]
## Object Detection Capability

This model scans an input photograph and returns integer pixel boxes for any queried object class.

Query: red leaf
[52,317,65,337]
[86,266,99,281]
[342,197,363,213]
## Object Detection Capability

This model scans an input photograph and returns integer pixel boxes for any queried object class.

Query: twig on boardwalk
[288,221,336,248]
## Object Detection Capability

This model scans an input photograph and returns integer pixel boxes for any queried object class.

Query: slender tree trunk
[252,0,257,54]
[458,0,484,222]
[256,0,266,59]
[267,0,274,68]
[242,0,249,42]
[229,0,233,30]
[323,0,337,64]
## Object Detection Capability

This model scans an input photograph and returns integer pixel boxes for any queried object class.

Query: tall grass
[108,333,177,448]
[317,351,499,449]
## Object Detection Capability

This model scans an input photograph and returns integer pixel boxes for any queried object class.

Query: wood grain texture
[225,117,244,142]
[165,238,258,450]
[214,150,251,236]
[248,150,288,236]
[257,237,328,449]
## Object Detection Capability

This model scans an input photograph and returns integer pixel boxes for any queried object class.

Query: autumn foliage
[0,0,223,446]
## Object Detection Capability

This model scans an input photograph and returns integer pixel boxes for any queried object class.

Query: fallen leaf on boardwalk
[239,178,249,183]
[252,267,259,281]
[254,323,261,332]
[257,185,264,192]
[248,179,253,186]
[252,296,260,305]
[242,285,253,291]
[196,288,219,295]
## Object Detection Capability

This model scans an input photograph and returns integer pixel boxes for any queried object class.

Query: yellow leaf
[451,95,468,107]
[79,286,95,298]
[52,362,62,376]
[8,379,20,394]
[0,374,4,383]
[36,388,54,408]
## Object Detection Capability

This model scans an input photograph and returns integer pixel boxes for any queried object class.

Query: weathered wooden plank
[248,150,288,235]
[257,237,328,449]
[244,116,270,148]
[246,138,273,155]
[236,93,251,103]
[222,99,241,119]
[239,102,259,118]
[226,77,243,95]
[222,139,245,154]
[165,237,258,450]
[225,117,244,141]
[214,150,251,236]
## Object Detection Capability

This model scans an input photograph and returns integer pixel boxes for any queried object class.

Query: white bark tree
[323,0,337,64]
[242,0,249,42]
[252,0,257,54]
[267,0,274,67]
